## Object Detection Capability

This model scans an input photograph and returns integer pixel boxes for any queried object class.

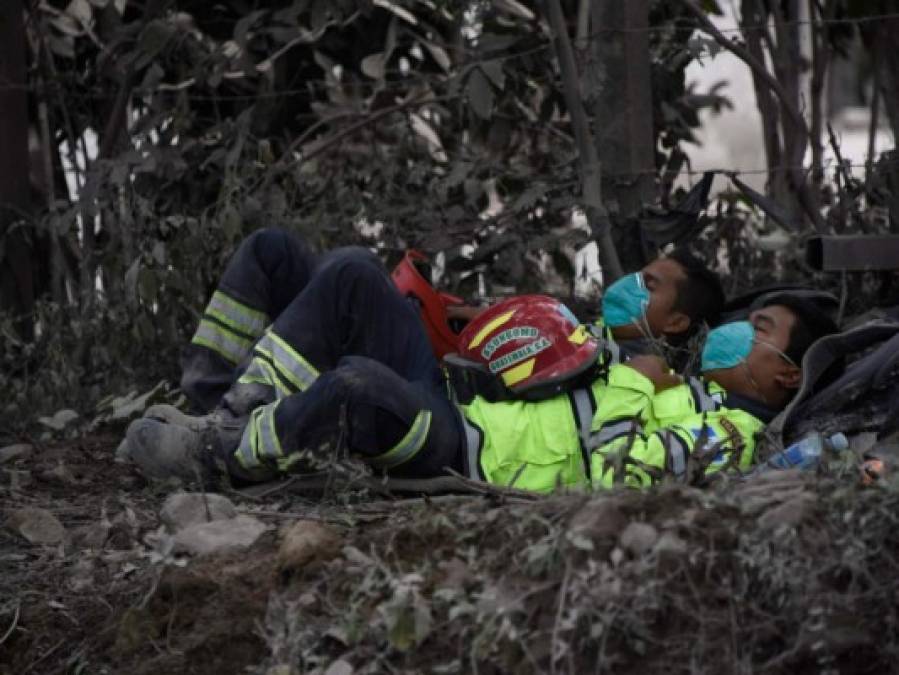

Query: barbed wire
[589,11,899,35]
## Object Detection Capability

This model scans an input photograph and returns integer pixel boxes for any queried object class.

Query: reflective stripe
[238,358,292,398]
[208,290,267,339]
[369,410,432,470]
[664,430,689,478]
[460,412,484,480]
[236,330,320,398]
[259,332,319,392]
[234,401,283,470]
[606,339,621,366]
[570,388,594,447]
[688,377,718,412]
[569,387,595,480]
[587,419,635,450]
[192,319,253,364]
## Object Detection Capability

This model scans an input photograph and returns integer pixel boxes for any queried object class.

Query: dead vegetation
[3,435,899,675]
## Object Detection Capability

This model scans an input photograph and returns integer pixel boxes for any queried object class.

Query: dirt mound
[3,436,899,675]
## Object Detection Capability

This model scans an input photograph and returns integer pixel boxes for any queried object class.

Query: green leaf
[380,587,432,652]
[480,59,506,90]
[467,68,494,120]
[361,52,386,79]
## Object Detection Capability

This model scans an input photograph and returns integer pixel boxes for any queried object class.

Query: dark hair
[667,248,726,329]
[761,293,838,363]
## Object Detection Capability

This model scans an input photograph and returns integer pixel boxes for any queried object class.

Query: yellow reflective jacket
[590,370,766,488]
[459,364,767,493]
[459,365,654,493]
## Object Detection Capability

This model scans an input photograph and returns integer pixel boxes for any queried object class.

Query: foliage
[252,476,899,674]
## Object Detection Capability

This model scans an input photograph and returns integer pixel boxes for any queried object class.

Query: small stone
[568,498,627,541]
[324,659,354,675]
[0,443,33,464]
[171,515,269,556]
[619,521,658,557]
[265,666,297,675]
[160,492,238,533]
[653,532,687,556]
[5,507,66,545]
[277,520,342,577]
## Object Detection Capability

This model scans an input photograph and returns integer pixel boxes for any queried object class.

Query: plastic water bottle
[753,432,849,473]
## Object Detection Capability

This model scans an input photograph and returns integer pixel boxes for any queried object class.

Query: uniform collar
[720,391,778,423]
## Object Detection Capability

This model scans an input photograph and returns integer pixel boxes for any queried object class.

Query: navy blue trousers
[183,228,464,479]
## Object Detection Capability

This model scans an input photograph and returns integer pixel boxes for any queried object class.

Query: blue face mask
[700,321,754,371]
[602,272,650,328]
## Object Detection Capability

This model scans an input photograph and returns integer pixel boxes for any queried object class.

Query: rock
[619,521,658,557]
[114,437,132,464]
[160,492,238,533]
[277,520,342,577]
[171,515,269,556]
[5,507,66,545]
[324,659,354,675]
[653,532,688,556]
[568,498,627,542]
[0,443,33,464]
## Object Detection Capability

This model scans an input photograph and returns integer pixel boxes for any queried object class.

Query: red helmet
[444,295,601,402]
[392,250,464,359]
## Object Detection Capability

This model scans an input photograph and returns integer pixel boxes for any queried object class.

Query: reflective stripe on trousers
[235,400,284,470]
[236,402,434,473]
[191,291,268,364]
[238,330,320,397]
[368,410,432,470]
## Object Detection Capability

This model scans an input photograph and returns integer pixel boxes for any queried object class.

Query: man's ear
[775,365,802,390]
[662,312,690,337]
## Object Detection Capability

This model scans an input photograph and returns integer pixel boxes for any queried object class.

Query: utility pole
[589,0,656,268]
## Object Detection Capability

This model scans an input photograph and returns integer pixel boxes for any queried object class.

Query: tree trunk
[861,15,899,147]
[0,0,35,338]
[589,0,656,268]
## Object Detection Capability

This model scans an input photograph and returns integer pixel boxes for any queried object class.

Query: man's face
[708,304,801,406]
[743,303,799,389]
[612,257,689,340]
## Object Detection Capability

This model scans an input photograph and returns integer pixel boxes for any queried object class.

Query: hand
[627,355,682,392]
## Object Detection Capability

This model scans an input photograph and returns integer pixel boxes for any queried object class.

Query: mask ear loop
[754,338,798,368]
[741,358,769,405]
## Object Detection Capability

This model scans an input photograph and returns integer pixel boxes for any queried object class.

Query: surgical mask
[701,321,797,372]
[602,272,650,328]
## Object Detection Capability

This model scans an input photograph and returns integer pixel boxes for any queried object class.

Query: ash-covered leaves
[256,477,899,674]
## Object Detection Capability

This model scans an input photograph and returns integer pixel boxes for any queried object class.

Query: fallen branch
[0,601,20,646]
[235,469,542,501]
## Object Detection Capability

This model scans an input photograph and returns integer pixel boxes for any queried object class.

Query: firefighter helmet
[445,295,601,402]
[391,250,464,359]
